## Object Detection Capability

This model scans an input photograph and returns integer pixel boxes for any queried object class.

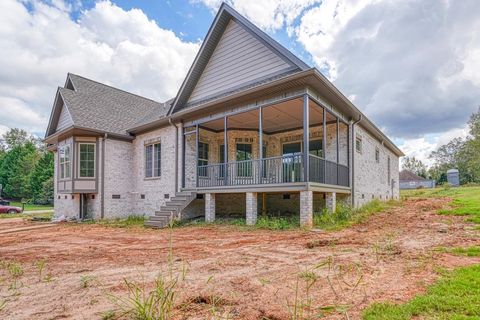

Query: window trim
[59,144,71,180]
[78,143,96,179]
[145,142,161,179]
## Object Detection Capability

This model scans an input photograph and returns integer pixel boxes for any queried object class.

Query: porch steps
[144,191,197,228]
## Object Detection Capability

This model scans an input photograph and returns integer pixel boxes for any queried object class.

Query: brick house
[44,4,403,228]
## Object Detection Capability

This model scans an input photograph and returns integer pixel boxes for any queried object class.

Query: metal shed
[447,169,460,186]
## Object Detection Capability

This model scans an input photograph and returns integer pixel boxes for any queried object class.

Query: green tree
[29,151,54,204]
[402,156,428,178]
[0,142,38,199]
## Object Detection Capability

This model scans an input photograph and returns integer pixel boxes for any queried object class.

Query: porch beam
[303,94,309,182]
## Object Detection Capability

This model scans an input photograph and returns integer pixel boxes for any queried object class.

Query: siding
[57,104,73,132]
[188,19,294,104]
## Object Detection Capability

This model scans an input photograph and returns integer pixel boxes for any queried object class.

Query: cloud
[0,0,200,136]
[294,0,480,138]
[193,0,321,31]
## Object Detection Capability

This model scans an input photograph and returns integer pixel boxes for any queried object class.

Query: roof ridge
[67,73,164,105]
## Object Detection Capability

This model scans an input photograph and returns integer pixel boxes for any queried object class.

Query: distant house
[399,170,435,189]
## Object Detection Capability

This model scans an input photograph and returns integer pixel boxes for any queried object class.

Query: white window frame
[59,145,71,180]
[78,143,96,178]
[145,142,161,178]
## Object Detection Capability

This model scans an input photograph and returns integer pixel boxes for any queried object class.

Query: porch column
[303,94,310,182]
[205,193,215,222]
[258,107,263,183]
[224,116,228,186]
[336,118,340,184]
[246,192,258,225]
[326,192,336,213]
[323,108,327,182]
[300,190,313,228]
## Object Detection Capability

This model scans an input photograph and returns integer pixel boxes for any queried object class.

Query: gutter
[168,119,179,193]
[101,133,107,219]
[351,115,362,207]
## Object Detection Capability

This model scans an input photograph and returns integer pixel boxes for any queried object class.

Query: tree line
[402,107,480,185]
[0,129,54,204]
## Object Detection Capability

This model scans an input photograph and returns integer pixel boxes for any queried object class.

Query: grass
[363,264,480,319]
[174,215,300,230]
[9,202,53,211]
[437,246,480,257]
[84,215,146,228]
[0,211,54,220]
[401,186,480,224]
[313,200,399,230]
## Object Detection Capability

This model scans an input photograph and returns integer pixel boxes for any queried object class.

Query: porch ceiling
[200,97,334,134]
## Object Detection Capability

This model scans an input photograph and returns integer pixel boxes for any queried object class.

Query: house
[44,3,403,228]
[399,170,435,189]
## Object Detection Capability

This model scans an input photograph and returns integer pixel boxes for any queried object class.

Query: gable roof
[399,170,426,181]
[45,74,166,138]
[169,3,309,114]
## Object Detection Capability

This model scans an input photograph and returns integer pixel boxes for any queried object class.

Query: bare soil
[1,198,479,319]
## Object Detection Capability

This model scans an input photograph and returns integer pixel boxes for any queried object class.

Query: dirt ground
[1,198,479,320]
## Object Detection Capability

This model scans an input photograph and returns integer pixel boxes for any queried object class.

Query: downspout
[101,133,107,219]
[351,115,362,207]
[169,118,179,193]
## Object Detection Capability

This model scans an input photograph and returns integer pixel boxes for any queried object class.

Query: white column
[205,193,215,222]
[300,191,313,228]
[246,192,258,225]
[326,192,336,213]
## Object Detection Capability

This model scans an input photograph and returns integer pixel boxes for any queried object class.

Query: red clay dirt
[0,198,479,319]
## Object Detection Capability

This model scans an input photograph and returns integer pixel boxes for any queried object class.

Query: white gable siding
[188,19,293,103]
[57,104,73,132]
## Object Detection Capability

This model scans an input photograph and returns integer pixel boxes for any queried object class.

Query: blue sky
[1,0,479,165]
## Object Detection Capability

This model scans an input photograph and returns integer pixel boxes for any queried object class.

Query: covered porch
[182,94,350,191]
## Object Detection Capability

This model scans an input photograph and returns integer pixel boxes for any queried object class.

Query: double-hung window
[375,147,380,163]
[79,143,95,178]
[355,136,363,153]
[145,142,161,178]
[198,142,209,177]
[59,145,71,179]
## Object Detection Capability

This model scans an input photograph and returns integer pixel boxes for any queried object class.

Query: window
[375,147,380,163]
[59,145,71,179]
[355,136,362,153]
[309,140,323,157]
[145,143,161,178]
[236,143,252,177]
[79,143,95,178]
[198,142,209,177]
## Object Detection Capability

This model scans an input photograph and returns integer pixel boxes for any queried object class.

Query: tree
[1,128,31,150]
[29,151,54,204]
[402,156,427,178]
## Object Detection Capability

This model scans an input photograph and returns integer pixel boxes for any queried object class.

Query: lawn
[9,202,53,212]
[363,265,480,319]
[0,211,54,220]
[401,186,480,224]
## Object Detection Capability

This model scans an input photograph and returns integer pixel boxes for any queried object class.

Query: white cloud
[193,0,321,32]
[0,0,200,136]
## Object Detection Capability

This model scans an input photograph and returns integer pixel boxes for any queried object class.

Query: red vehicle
[0,201,23,214]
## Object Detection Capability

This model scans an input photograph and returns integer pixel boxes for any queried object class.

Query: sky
[0,0,479,166]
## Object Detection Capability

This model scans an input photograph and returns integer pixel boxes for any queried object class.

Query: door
[79,194,88,220]
[282,142,302,182]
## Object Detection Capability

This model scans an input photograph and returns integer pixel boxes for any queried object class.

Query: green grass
[313,200,399,230]
[363,265,480,319]
[174,215,299,230]
[437,246,480,257]
[0,211,54,220]
[9,202,53,212]
[84,215,146,228]
[401,186,480,224]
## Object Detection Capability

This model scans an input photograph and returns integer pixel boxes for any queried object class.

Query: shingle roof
[57,74,167,137]
[399,170,426,181]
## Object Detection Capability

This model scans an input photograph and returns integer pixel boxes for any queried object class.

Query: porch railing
[197,153,349,188]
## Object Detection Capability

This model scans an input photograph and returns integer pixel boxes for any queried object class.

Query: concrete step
[144,220,169,228]
[145,191,196,228]
[154,211,173,217]
[150,215,170,221]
